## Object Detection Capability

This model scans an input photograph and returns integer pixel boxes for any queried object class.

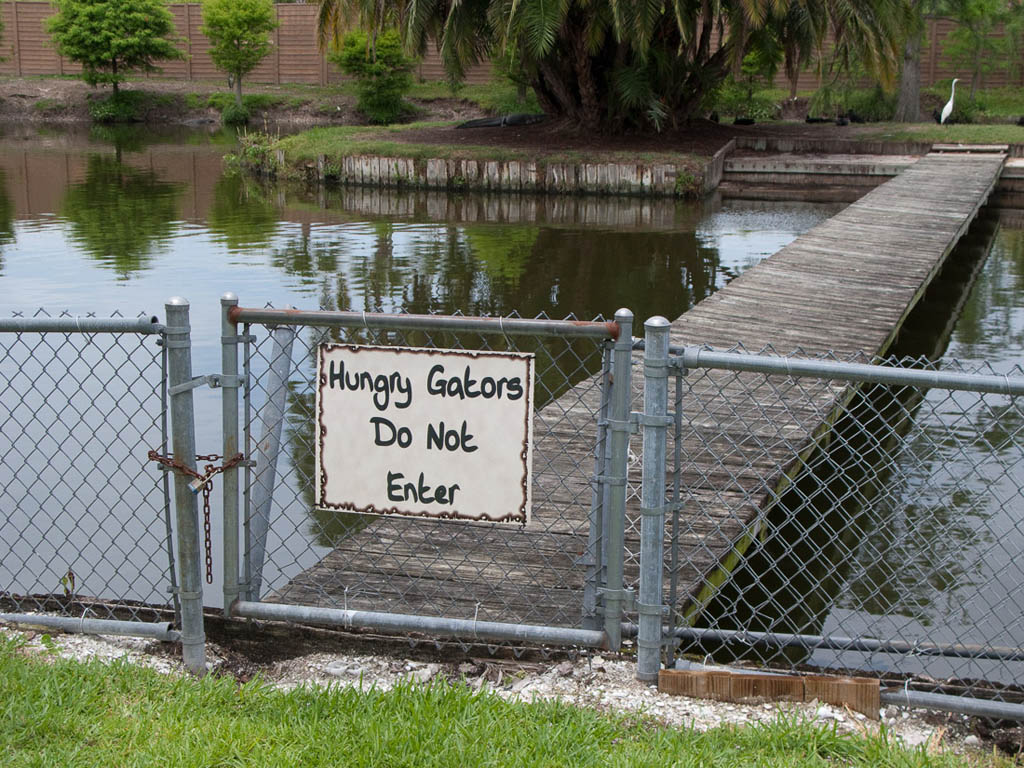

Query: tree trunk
[111,59,119,95]
[235,74,244,108]
[893,32,922,122]
[970,44,981,100]
[572,30,601,126]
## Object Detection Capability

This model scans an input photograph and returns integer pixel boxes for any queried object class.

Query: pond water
[0,124,839,615]
[1,124,1022,685]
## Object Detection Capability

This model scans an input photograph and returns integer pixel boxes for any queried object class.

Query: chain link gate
[0,309,184,645]
[217,295,635,650]
[636,323,1024,709]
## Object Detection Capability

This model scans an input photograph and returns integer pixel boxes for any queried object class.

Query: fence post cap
[221,292,238,304]
[166,296,190,308]
[644,316,670,329]
[614,308,634,322]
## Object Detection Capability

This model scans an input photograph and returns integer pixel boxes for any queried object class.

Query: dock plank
[268,151,1006,636]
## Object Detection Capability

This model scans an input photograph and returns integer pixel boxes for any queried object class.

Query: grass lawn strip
[274,123,710,168]
[0,633,1009,768]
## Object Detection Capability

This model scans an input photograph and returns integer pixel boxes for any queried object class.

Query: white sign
[315,344,534,524]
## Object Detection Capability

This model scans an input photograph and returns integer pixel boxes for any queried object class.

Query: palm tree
[318,0,910,131]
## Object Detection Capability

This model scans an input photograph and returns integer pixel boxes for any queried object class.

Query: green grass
[973,87,1024,117]
[920,84,1024,118]
[0,636,1002,768]
[862,122,1024,144]
[274,123,707,167]
[32,98,63,113]
[409,79,544,115]
[205,92,288,111]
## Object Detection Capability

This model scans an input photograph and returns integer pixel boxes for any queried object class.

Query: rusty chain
[148,451,244,584]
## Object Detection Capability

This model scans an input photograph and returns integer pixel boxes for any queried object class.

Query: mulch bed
[389,118,888,158]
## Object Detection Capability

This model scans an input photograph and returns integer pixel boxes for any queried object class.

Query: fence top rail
[672,345,1024,396]
[228,306,620,340]
[0,315,163,335]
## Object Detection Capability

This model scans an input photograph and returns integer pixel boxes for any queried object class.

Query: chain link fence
[0,310,177,624]
[637,338,1024,702]
[5,300,1024,708]
[222,301,631,648]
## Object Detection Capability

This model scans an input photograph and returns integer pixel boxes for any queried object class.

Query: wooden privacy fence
[0,3,1020,91]
[0,2,494,86]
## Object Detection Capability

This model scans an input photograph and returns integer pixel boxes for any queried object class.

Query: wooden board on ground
[658,668,881,719]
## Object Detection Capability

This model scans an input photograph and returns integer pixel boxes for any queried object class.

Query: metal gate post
[602,308,633,650]
[164,297,207,675]
[221,293,241,614]
[248,321,296,601]
[582,344,612,630]
[637,316,670,682]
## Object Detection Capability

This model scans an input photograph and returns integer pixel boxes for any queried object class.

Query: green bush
[329,30,415,124]
[808,83,842,118]
[33,98,63,114]
[843,85,898,121]
[207,92,283,111]
[713,78,779,120]
[947,98,983,124]
[221,102,251,126]
[88,91,149,123]
[225,129,278,175]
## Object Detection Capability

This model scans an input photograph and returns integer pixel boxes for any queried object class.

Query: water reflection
[270,223,342,288]
[61,155,183,279]
[0,169,14,270]
[949,230,1024,360]
[0,125,841,612]
[208,174,280,252]
[689,212,1008,666]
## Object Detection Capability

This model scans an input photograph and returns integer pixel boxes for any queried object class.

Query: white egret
[940,78,960,124]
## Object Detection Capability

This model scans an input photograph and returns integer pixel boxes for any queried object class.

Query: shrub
[226,129,278,176]
[221,102,251,126]
[329,30,415,124]
[33,98,63,114]
[88,91,149,123]
[947,98,983,124]
[843,86,897,122]
[713,78,779,120]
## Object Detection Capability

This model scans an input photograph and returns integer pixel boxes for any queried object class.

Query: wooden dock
[269,149,1006,634]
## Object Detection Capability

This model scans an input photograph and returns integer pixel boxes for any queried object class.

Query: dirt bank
[0,76,907,159]
[0,76,483,127]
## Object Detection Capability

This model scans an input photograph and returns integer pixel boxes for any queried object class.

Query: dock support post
[637,316,670,682]
[165,297,207,675]
[221,293,241,615]
[602,308,633,650]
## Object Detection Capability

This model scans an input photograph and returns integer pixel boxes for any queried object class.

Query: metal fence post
[248,321,297,601]
[164,297,206,675]
[637,316,670,682]
[221,293,241,615]
[603,308,633,650]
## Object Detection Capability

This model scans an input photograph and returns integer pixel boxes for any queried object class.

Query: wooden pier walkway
[270,149,1006,634]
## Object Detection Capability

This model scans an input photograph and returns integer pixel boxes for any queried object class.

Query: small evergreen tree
[202,0,278,108]
[47,0,184,95]
[330,30,414,124]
